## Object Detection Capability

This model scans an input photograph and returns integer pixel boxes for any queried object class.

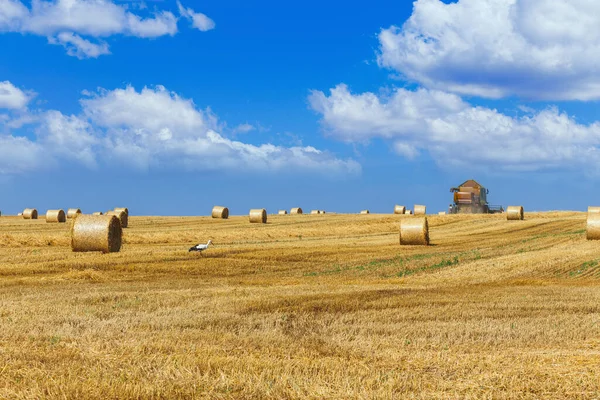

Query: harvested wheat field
[0,212,599,399]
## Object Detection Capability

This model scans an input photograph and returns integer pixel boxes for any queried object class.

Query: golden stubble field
[0,212,599,399]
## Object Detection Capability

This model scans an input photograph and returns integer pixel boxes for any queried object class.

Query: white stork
[189,240,212,253]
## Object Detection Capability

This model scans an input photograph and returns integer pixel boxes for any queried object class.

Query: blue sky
[1,0,599,215]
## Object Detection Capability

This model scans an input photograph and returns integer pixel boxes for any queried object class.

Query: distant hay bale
[588,206,600,214]
[278,210,288,215]
[67,208,82,219]
[212,206,229,219]
[394,205,406,214]
[46,209,66,223]
[400,217,429,246]
[290,207,303,214]
[71,214,122,253]
[506,206,524,221]
[92,212,103,216]
[320,211,326,214]
[587,213,600,240]
[249,208,267,223]
[311,210,320,215]
[360,210,370,214]
[114,207,129,216]
[405,210,412,215]
[414,205,427,215]
[23,208,38,220]
[106,210,128,228]
[438,211,446,215]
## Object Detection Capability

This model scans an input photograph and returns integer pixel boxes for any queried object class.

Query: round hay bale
[67,208,82,219]
[290,207,303,214]
[23,208,38,219]
[394,205,406,214]
[92,212,103,216]
[414,205,427,215]
[71,214,122,253]
[114,207,129,216]
[46,209,66,223]
[438,211,447,215]
[506,206,524,221]
[587,213,600,240]
[405,209,412,215]
[320,210,326,214]
[278,210,288,215]
[360,210,370,214]
[106,210,128,228]
[249,209,267,223]
[588,206,600,214]
[212,206,229,219]
[310,210,319,215]
[400,217,429,246]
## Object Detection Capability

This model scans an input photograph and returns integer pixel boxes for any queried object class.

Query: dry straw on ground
[92,212,103,216]
[290,207,303,214]
[394,205,406,214]
[400,217,429,245]
[507,206,524,221]
[107,210,128,228]
[249,209,267,224]
[360,210,370,214]
[278,210,288,215]
[67,208,82,219]
[588,206,600,214]
[71,214,122,253]
[587,213,600,240]
[212,206,229,219]
[414,205,426,215]
[46,209,66,223]
[23,208,38,219]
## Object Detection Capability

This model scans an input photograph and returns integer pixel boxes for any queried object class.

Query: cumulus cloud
[0,80,33,109]
[177,1,215,32]
[310,84,600,171]
[0,0,210,58]
[378,0,600,100]
[0,82,359,175]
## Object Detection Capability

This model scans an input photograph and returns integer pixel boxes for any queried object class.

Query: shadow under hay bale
[23,208,38,220]
[71,214,122,253]
[507,206,524,221]
[291,207,303,214]
[46,209,66,223]
[212,206,229,219]
[394,205,406,214]
[106,210,128,228]
[400,217,429,246]
[414,205,427,215]
[249,209,267,223]
[67,208,82,219]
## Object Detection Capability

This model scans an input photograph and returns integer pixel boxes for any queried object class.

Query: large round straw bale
[92,212,103,216]
[67,208,82,219]
[360,210,370,214]
[106,210,128,228]
[310,210,319,215]
[405,210,412,215]
[212,206,229,219]
[249,209,267,223]
[71,214,122,253]
[394,205,406,214]
[278,210,288,215]
[290,207,303,214]
[320,210,326,214]
[506,206,524,221]
[587,213,600,240]
[588,206,600,214]
[414,205,426,215]
[46,209,66,223]
[114,207,129,216]
[438,211,447,215]
[400,217,429,246]
[23,208,38,219]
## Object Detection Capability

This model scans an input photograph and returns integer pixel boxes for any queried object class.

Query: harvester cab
[448,179,503,214]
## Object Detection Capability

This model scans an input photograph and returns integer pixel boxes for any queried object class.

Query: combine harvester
[448,179,504,214]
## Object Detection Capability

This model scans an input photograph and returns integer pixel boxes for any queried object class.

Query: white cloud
[310,84,600,171]
[0,0,209,58]
[378,0,600,100]
[177,1,215,32]
[232,123,255,134]
[0,82,360,176]
[0,80,32,109]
